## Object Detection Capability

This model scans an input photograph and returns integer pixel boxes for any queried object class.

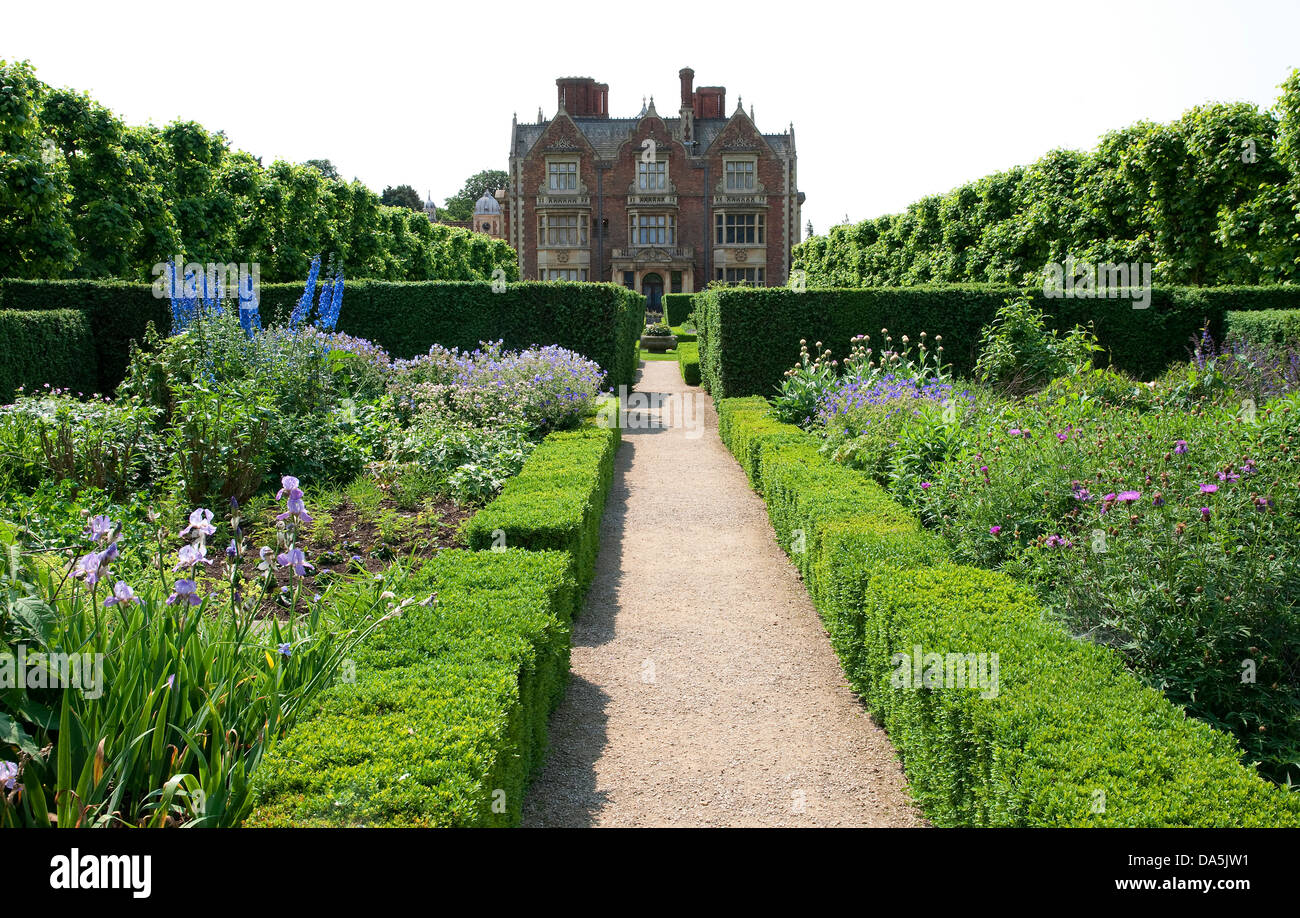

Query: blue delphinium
[168,261,200,335]
[289,255,322,331]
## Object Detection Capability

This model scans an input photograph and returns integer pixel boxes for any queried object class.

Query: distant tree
[302,159,340,181]
[381,184,424,211]
[441,169,509,221]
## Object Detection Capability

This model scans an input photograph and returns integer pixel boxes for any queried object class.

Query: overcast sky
[4,0,1297,236]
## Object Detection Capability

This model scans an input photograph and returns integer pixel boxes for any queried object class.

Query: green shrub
[717,397,1300,826]
[0,309,97,402]
[1225,308,1300,347]
[694,285,1246,399]
[678,341,700,386]
[974,296,1100,394]
[246,549,576,827]
[662,293,694,327]
[462,424,619,612]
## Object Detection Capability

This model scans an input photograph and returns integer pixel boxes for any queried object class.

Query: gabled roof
[514,113,792,159]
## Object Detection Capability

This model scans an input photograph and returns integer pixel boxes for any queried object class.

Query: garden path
[521,360,924,827]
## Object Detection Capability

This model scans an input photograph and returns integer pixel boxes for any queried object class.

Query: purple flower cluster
[398,340,607,431]
[815,374,971,428]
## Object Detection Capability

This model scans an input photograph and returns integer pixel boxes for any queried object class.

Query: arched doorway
[641,273,664,311]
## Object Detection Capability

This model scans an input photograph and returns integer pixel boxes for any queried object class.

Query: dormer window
[637,159,667,191]
[548,160,578,191]
[724,159,755,191]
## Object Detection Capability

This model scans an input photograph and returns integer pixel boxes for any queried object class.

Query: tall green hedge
[0,279,646,394]
[0,309,97,402]
[693,286,1300,398]
[661,293,694,327]
[1225,308,1300,347]
[717,397,1300,827]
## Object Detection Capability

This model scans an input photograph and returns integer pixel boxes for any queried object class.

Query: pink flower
[1116,491,1141,502]
[920,481,932,490]
[989,525,1001,535]
[1174,440,1188,454]
[1200,506,1212,521]
[1199,483,1218,494]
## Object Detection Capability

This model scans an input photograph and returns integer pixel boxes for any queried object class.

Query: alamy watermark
[597,385,704,439]
[0,646,104,699]
[1042,256,1152,310]
[150,259,260,305]
[890,645,1000,699]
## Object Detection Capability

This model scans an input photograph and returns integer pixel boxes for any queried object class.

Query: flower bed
[718,397,1300,826]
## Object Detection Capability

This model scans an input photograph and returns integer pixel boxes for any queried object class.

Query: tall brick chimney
[555,77,608,118]
[679,67,694,106]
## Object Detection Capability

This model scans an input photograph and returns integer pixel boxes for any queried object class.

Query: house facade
[500,68,804,307]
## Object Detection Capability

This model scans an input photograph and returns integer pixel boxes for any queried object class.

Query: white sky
[4,0,1298,236]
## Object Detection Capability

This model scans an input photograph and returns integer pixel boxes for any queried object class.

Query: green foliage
[974,296,1101,394]
[0,309,96,403]
[380,184,422,211]
[462,424,620,612]
[678,341,700,386]
[1225,309,1300,347]
[0,61,519,283]
[0,390,163,498]
[661,293,694,327]
[716,398,1300,826]
[692,285,1268,399]
[794,71,1300,287]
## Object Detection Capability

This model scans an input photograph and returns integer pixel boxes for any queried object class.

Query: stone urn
[640,324,677,353]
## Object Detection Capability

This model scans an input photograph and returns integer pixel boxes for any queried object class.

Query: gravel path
[521,360,925,827]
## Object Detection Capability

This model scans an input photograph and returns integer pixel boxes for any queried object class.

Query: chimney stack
[555,77,608,118]
[679,67,694,106]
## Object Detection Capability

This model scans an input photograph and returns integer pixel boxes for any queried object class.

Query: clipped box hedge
[0,309,98,402]
[661,292,694,327]
[693,285,1300,399]
[247,549,575,827]
[462,423,620,613]
[716,397,1300,827]
[0,278,645,395]
[677,341,700,386]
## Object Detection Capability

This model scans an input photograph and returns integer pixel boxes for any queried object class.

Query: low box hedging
[246,549,575,827]
[0,309,98,402]
[661,292,693,326]
[717,396,1300,827]
[677,341,700,386]
[1225,308,1300,347]
[0,278,645,394]
[693,285,1281,399]
[462,423,620,614]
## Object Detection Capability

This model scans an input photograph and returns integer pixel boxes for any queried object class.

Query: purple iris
[277,548,314,577]
[180,508,216,542]
[73,551,106,586]
[84,515,115,543]
[104,581,138,607]
[278,643,293,659]
[174,543,212,572]
[0,761,17,791]
[167,579,202,607]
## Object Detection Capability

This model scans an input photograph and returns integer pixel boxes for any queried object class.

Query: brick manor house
[486,68,804,307]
